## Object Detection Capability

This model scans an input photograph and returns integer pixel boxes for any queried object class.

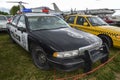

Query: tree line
[0,11,9,15]
[0,5,21,15]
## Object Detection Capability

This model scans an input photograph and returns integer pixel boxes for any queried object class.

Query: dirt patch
[115,73,120,80]
[88,77,96,80]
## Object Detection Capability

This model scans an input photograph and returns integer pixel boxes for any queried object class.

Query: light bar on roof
[22,8,49,13]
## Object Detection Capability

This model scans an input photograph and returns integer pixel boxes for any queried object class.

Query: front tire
[98,35,112,48]
[30,44,50,70]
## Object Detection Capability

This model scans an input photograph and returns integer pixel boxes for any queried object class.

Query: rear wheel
[30,44,50,70]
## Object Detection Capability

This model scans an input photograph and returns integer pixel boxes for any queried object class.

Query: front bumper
[48,56,85,72]
[47,44,109,72]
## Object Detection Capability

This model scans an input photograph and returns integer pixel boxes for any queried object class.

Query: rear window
[0,16,6,20]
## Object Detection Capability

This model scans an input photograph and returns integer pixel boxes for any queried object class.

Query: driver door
[16,15,28,51]
[74,16,91,32]
[75,16,98,35]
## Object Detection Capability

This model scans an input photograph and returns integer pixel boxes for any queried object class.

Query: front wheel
[98,35,112,48]
[30,44,50,70]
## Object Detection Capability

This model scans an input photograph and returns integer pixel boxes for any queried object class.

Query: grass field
[0,32,120,80]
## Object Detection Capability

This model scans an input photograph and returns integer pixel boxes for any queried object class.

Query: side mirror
[83,22,89,26]
[17,27,26,32]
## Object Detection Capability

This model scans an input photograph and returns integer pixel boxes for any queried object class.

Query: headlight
[53,50,78,58]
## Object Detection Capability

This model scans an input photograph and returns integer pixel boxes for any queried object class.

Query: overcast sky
[0,0,120,11]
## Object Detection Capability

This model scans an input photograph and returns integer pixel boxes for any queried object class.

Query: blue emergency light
[22,8,32,13]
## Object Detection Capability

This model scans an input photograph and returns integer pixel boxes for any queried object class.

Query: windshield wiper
[32,26,67,31]
[101,24,108,26]
[33,28,50,31]
[52,27,67,29]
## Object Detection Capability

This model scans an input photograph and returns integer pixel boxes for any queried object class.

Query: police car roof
[24,13,54,17]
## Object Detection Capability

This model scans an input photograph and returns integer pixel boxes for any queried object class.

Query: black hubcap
[36,50,46,64]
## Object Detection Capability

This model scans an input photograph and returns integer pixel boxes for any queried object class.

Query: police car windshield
[28,16,69,30]
[87,17,108,26]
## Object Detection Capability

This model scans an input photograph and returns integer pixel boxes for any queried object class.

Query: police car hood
[98,25,120,34]
[32,28,100,51]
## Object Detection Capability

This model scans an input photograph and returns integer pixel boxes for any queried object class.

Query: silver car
[0,15,7,31]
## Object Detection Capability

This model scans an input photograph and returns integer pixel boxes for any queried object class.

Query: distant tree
[0,11,9,15]
[10,5,20,15]
[10,5,25,15]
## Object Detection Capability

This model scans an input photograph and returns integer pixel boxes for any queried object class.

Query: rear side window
[76,16,87,25]
[66,16,75,24]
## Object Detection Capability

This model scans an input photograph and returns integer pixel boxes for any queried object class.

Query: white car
[0,15,7,31]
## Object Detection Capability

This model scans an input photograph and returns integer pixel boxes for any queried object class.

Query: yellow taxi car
[66,15,120,48]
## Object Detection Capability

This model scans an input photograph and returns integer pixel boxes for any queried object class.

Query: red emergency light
[42,8,49,13]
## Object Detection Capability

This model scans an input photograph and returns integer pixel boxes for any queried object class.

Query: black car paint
[8,13,109,72]
[30,28,95,51]
[28,27,96,56]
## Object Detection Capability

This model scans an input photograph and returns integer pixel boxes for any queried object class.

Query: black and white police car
[7,10,109,72]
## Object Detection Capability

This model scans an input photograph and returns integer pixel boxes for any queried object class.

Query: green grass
[0,32,120,80]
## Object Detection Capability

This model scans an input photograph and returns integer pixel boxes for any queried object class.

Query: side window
[76,16,87,25]
[12,15,20,26]
[66,16,75,24]
[17,16,26,28]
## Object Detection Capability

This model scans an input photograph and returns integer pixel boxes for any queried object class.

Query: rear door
[9,15,21,43]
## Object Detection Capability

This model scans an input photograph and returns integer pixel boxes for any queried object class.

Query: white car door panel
[17,16,28,51]
[21,32,28,50]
